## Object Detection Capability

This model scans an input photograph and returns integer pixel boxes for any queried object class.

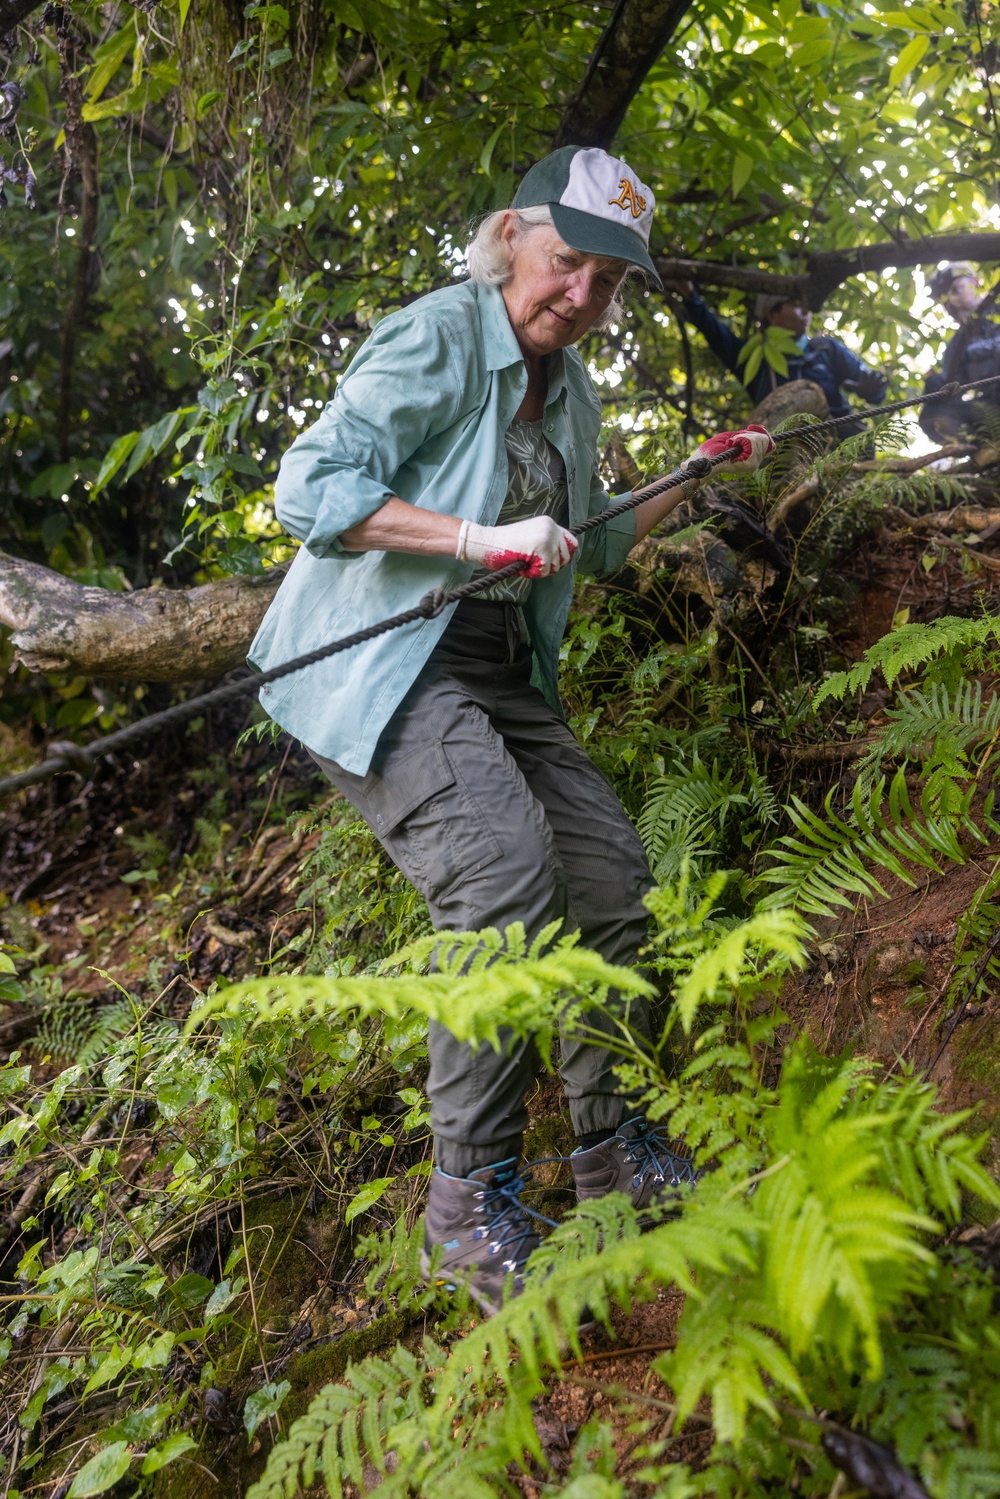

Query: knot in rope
[419,586,451,618]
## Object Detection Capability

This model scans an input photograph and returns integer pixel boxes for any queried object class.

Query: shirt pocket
[362,740,503,901]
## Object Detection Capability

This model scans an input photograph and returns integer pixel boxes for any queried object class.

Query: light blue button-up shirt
[249,279,636,775]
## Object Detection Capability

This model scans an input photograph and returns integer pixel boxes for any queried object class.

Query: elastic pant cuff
[434,1133,523,1180]
[568,1097,633,1139]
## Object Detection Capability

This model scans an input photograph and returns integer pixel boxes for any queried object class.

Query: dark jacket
[919,312,1000,441]
[682,290,887,421]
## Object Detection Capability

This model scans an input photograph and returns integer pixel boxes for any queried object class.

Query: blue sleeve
[682,291,747,378]
[272,306,464,558]
[826,338,887,404]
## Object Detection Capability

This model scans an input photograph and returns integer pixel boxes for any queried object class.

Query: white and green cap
[512,145,661,289]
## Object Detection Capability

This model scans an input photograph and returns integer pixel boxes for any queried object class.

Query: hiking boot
[570,1118,699,1211]
[420,1158,556,1317]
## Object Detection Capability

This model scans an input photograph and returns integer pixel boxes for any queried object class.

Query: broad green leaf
[169,1272,215,1308]
[178,0,193,30]
[889,35,929,88]
[83,19,137,104]
[141,1434,197,1474]
[132,1332,175,1369]
[67,1443,132,1497]
[344,1176,396,1223]
[92,431,140,495]
[731,152,754,198]
[479,121,506,176]
[82,1346,130,1396]
[243,1380,291,1436]
[742,343,764,385]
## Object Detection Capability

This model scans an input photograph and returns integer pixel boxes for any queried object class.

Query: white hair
[465,205,632,329]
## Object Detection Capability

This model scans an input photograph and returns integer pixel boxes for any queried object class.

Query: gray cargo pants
[309,599,654,1177]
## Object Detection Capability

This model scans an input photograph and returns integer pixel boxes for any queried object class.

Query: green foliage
[638,755,750,880]
[191,922,655,1071]
[247,985,1000,1495]
[756,767,984,918]
[815,614,1000,705]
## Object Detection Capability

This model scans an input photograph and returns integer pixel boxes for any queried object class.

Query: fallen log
[0,551,284,680]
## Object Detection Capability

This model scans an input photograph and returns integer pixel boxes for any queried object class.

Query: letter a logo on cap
[510,145,661,288]
[608,178,647,219]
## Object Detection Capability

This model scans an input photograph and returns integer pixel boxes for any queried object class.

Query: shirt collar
[477,282,569,404]
[479,282,525,372]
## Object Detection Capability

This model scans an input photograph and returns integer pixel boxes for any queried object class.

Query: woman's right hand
[456,516,577,576]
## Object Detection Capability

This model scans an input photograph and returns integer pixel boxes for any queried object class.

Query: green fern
[860,469,975,515]
[637,755,749,879]
[247,1044,1000,1494]
[852,679,1000,819]
[757,767,975,917]
[876,680,1000,765]
[814,613,1000,705]
[189,923,655,1071]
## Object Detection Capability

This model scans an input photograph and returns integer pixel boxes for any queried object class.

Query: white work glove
[455,516,578,577]
[682,423,775,478]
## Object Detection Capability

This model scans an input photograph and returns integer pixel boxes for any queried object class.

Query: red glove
[685,424,775,477]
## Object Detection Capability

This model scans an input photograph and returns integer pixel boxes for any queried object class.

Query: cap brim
[549,201,662,291]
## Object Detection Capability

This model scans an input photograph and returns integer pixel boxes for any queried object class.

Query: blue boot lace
[623,1121,699,1193]
[472,1170,559,1275]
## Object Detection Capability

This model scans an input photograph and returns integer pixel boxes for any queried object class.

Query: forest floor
[3,506,1000,1496]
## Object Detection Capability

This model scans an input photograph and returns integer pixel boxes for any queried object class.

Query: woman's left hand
[686,424,775,477]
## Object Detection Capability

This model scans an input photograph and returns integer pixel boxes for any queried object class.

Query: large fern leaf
[637,755,749,877]
[757,768,972,917]
[814,614,1000,706]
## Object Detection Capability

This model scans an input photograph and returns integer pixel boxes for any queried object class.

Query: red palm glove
[685,424,775,477]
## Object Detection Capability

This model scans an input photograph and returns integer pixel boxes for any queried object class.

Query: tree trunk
[552,0,696,149]
[0,552,284,680]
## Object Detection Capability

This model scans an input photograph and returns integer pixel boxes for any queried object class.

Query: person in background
[665,279,887,431]
[919,262,1000,444]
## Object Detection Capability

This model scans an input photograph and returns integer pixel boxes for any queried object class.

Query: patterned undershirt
[473,417,570,604]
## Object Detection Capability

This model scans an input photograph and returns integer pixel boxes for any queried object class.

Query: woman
[250,145,772,1314]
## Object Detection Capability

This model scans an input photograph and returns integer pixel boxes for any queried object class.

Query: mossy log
[0,550,284,680]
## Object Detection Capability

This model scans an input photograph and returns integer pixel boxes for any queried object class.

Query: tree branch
[655,232,1000,308]
[0,0,43,42]
[552,0,695,149]
[0,553,285,680]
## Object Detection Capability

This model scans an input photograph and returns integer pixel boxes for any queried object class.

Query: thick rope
[3,368,1000,801]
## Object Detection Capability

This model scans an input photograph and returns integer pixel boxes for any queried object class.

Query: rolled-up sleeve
[576,471,636,576]
[273,308,463,557]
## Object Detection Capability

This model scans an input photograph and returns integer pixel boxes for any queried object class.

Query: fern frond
[757,769,971,917]
[637,755,749,875]
[877,680,1000,766]
[188,926,655,1068]
[673,909,808,1031]
[814,613,1000,705]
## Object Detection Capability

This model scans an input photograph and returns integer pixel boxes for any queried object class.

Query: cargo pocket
[361,739,502,903]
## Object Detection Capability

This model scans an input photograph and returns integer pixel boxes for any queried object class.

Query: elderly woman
[250,146,770,1314]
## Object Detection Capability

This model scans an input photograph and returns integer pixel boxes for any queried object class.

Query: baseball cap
[511,146,661,289]
[754,292,795,322]
[929,262,979,300]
